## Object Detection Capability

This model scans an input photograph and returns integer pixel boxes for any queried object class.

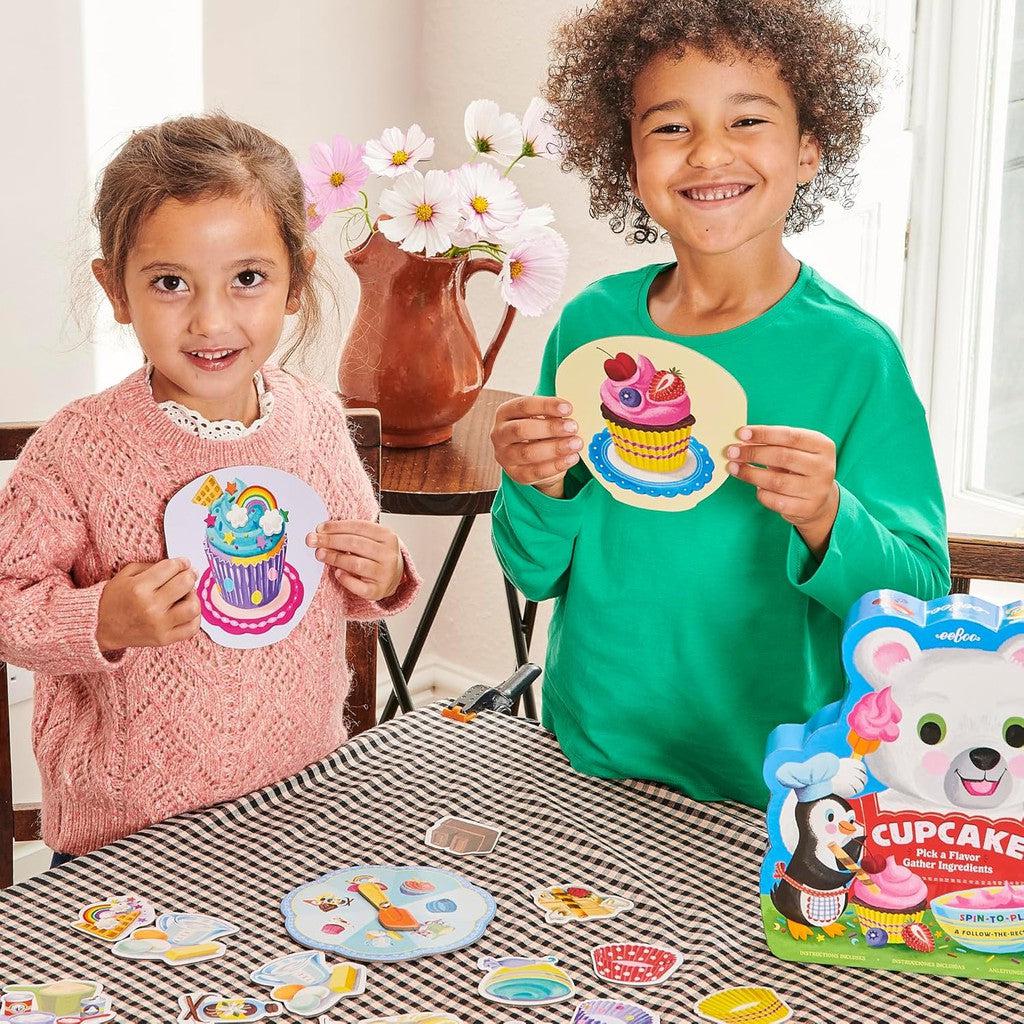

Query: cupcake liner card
[164,466,327,650]
[554,337,746,512]
[761,589,1024,982]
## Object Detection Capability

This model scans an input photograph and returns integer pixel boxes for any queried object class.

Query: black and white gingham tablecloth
[0,705,1006,1022]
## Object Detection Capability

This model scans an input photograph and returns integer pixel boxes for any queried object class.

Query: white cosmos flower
[496,204,556,245]
[498,226,569,316]
[364,123,435,177]
[449,162,525,244]
[464,99,522,162]
[518,97,563,161]
[378,169,461,257]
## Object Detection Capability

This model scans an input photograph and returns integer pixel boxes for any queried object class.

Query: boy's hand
[96,558,200,652]
[726,425,840,559]
[491,396,582,499]
[307,520,404,601]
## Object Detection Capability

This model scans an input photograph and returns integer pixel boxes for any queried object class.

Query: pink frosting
[600,355,692,427]
[947,884,1024,910]
[852,856,928,909]
[846,686,902,742]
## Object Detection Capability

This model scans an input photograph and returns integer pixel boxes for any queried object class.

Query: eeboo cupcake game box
[762,589,1024,982]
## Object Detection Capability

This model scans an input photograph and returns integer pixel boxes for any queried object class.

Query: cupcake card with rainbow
[554,337,745,512]
[164,466,327,649]
[761,588,1024,982]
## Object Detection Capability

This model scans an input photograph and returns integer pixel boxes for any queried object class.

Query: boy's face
[629,47,820,257]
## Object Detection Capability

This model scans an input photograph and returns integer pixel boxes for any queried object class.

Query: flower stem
[502,152,528,176]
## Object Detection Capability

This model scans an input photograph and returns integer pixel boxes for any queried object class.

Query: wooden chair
[1,407,382,889]
[948,534,1024,592]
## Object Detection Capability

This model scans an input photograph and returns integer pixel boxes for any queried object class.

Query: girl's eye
[653,124,687,135]
[734,118,767,127]
[153,275,186,293]
[234,269,266,289]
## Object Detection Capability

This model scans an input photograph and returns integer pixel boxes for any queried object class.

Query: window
[911,0,1024,536]
[981,0,1024,502]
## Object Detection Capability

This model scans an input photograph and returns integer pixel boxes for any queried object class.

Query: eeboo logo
[935,627,983,643]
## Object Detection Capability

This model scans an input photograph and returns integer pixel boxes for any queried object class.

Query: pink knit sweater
[0,367,420,854]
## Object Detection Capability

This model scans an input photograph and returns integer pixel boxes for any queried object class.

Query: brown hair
[546,0,886,242]
[92,111,324,359]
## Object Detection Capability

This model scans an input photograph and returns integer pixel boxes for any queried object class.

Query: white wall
[1,1,94,422]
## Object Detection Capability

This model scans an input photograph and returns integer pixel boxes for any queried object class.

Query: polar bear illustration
[853,626,1024,818]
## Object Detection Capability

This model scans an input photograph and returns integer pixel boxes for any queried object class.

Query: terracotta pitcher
[339,229,517,447]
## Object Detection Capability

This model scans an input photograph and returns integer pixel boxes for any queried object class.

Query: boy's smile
[630,47,820,259]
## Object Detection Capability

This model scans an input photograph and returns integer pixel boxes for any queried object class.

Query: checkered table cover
[0,705,1006,1022]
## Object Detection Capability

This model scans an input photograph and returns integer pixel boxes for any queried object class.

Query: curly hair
[546,0,886,242]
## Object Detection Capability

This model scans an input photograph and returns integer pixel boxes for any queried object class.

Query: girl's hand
[307,520,404,601]
[491,395,582,499]
[96,558,201,651]
[726,425,840,560]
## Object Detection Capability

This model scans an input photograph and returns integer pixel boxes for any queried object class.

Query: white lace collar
[145,364,275,440]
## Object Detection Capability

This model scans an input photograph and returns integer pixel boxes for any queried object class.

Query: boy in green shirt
[490,0,949,807]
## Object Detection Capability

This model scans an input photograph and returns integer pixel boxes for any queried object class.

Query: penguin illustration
[771,753,866,941]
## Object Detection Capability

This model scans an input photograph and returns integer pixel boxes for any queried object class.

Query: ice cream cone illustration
[846,685,901,760]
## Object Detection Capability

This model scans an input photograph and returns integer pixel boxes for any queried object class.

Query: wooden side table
[375,389,539,722]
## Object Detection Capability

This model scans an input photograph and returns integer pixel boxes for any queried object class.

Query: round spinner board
[280,864,496,962]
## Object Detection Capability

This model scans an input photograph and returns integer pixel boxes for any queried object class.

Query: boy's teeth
[684,184,749,201]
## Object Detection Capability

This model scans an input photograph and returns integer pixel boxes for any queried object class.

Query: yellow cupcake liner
[605,419,692,473]
[695,986,792,1024]
[851,903,924,943]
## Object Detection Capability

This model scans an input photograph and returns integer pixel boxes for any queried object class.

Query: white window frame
[905,0,1024,536]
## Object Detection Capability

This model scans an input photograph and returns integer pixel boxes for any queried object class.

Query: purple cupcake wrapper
[205,535,287,609]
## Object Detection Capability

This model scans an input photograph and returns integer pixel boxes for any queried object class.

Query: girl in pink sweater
[0,114,421,860]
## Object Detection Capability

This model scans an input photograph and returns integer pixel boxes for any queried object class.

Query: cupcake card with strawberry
[761,588,1024,981]
[555,338,745,511]
[164,466,328,649]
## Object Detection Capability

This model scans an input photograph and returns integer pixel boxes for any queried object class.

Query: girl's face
[629,47,820,257]
[95,192,299,411]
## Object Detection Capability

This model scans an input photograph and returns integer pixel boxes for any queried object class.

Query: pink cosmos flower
[304,187,325,232]
[498,226,569,316]
[301,134,369,216]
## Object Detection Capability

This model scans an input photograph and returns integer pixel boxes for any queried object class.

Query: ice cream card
[554,337,746,512]
[164,466,327,650]
[762,588,1024,981]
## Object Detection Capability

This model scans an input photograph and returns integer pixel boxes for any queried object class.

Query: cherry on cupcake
[860,853,887,876]
[598,348,637,381]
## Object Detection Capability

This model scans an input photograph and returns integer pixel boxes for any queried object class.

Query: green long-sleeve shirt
[491,261,949,808]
